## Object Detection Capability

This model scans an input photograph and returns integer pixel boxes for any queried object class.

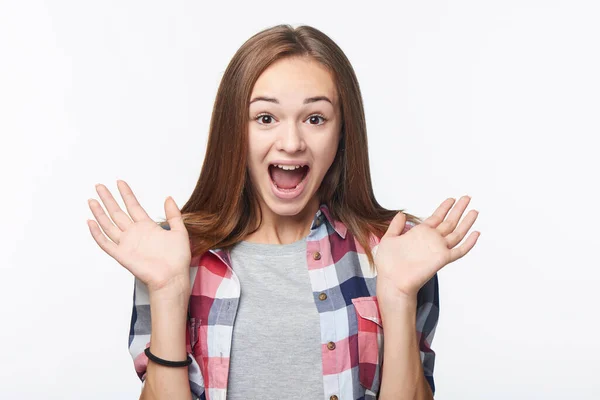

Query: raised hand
[375,195,480,300]
[87,180,191,294]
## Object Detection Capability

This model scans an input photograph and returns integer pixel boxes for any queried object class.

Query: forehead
[250,57,338,106]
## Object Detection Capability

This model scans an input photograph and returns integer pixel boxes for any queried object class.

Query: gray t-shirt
[226,237,324,399]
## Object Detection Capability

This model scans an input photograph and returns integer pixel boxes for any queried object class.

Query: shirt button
[327,341,336,350]
[330,396,339,400]
[319,292,327,301]
[313,251,322,260]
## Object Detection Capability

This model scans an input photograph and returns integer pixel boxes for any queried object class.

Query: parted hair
[160,24,422,268]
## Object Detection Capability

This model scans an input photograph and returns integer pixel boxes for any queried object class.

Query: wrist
[149,291,190,324]
[377,282,417,304]
[377,285,418,316]
[149,278,191,320]
[149,274,191,300]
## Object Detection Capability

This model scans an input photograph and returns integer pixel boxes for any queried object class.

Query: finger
[88,198,122,243]
[448,231,480,263]
[446,209,479,248]
[383,211,407,238]
[422,198,455,229]
[437,195,471,236]
[87,218,119,258]
[164,196,186,232]
[95,183,133,231]
[116,180,152,223]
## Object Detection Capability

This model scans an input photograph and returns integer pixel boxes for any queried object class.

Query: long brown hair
[161,24,422,268]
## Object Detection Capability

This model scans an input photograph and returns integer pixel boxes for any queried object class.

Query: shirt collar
[313,203,347,239]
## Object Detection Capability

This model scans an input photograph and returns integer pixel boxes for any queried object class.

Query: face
[247,56,342,219]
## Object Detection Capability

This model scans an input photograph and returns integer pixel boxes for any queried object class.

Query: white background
[1,0,598,399]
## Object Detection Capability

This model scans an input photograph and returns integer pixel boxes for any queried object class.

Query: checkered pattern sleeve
[416,272,439,395]
[127,277,205,399]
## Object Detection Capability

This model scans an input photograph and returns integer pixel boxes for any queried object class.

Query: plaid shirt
[128,204,439,400]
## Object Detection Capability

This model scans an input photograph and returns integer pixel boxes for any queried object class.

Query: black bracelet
[144,347,193,367]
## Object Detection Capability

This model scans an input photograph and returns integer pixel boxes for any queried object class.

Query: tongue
[270,167,305,189]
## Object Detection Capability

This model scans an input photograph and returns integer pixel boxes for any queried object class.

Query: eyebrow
[249,96,333,105]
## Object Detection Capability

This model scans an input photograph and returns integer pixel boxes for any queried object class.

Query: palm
[375,196,480,298]
[376,224,448,291]
[116,220,191,288]
[87,180,191,292]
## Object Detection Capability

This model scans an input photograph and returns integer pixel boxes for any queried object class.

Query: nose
[275,122,306,153]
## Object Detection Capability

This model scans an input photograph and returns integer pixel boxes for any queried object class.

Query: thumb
[164,196,186,232]
[383,211,407,239]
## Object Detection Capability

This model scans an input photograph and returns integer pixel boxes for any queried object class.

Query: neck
[244,197,320,245]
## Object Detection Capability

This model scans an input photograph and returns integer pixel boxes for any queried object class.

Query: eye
[306,114,327,126]
[254,113,276,125]
[252,113,328,126]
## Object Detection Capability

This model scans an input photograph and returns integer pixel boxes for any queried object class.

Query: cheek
[318,134,340,166]
[246,132,269,176]
[247,131,261,158]
[247,129,271,154]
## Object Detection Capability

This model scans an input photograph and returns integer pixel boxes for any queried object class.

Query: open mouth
[268,163,310,191]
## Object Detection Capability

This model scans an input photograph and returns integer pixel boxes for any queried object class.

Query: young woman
[87,24,480,400]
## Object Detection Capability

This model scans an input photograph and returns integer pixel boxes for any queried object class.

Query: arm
[129,276,201,400]
[377,274,439,400]
[87,182,202,399]
[140,280,193,400]
[375,197,476,399]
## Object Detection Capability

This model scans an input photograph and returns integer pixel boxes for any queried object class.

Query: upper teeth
[274,164,302,170]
